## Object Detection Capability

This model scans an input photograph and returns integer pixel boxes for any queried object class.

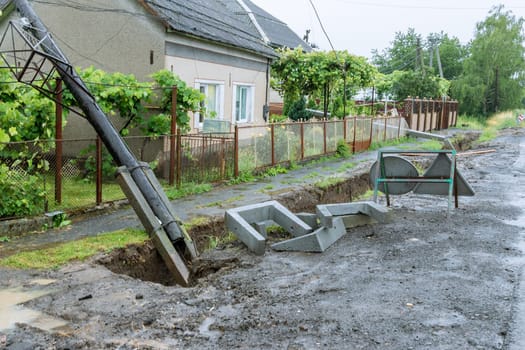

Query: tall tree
[451,5,525,116]
[271,48,377,118]
[372,28,422,74]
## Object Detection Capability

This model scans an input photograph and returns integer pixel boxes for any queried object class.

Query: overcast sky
[250,0,525,58]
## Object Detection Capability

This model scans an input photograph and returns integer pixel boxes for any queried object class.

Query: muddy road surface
[1,129,525,349]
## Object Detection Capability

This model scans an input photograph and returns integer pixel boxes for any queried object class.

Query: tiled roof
[243,0,311,51]
[143,0,278,57]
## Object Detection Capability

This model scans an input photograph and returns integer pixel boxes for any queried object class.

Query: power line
[331,0,525,11]
[308,0,336,51]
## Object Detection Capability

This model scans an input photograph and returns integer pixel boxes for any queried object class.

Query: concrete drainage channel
[97,170,372,285]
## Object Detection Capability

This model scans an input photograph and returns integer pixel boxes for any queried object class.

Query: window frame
[194,80,225,129]
[233,83,255,124]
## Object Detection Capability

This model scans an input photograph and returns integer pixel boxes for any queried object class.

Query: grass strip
[0,228,148,269]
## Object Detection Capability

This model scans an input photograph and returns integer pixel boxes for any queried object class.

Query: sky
[250,0,525,58]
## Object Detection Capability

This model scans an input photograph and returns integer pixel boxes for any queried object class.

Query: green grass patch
[369,136,414,151]
[478,127,498,143]
[165,182,212,200]
[182,216,210,229]
[456,115,486,130]
[302,171,320,180]
[355,189,375,201]
[207,231,237,250]
[199,195,244,208]
[47,178,124,211]
[0,228,148,269]
[337,162,356,172]
[315,176,346,190]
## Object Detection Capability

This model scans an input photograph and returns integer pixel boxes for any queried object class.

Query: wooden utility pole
[436,46,444,78]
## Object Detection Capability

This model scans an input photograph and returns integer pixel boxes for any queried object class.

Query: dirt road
[1,128,525,349]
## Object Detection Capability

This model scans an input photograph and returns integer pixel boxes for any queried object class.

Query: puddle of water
[30,279,56,286]
[0,285,67,332]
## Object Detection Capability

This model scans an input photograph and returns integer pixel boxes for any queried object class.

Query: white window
[194,80,224,129]
[233,84,254,123]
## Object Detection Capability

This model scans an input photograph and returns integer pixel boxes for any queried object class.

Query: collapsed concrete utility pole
[10,0,195,286]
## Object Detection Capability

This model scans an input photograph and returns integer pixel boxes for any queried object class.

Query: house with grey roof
[0,0,309,133]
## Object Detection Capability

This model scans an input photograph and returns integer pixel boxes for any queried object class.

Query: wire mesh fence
[1,107,453,219]
[0,133,235,218]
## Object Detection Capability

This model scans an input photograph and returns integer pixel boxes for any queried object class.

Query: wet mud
[1,129,525,349]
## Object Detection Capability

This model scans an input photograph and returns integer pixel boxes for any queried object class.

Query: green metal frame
[373,149,457,215]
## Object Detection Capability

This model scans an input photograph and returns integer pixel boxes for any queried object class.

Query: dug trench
[97,171,371,286]
[97,132,480,287]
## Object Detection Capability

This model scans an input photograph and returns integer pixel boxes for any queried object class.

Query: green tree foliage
[451,5,525,116]
[150,69,204,134]
[372,28,422,74]
[427,32,467,80]
[372,29,465,101]
[375,70,450,101]
[0,66,203,216]
[271,48,377,118]
[0,70,56,143]
[283,96,312,121]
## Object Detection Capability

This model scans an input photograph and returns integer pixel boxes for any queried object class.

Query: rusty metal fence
[1,104,455,218]
[236,116,409,172]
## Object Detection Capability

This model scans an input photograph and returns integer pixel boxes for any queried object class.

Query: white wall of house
[165,33,270,133]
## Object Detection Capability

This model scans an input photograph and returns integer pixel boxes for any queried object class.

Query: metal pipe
[13,0,188,251]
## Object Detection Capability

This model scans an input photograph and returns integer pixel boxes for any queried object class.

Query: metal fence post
[169,86,177,186]
[96,136,102,205]
[271,123,275,166]
[54,78,62,204]
[234,125,239,177]
[176,132,182,188]
[300,121,305,160]
[352,116,357,153]
[323,119,327,155]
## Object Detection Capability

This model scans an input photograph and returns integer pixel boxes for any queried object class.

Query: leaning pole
[11,0,194,285]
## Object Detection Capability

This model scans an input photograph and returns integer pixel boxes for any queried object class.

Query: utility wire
[308,0,336,51]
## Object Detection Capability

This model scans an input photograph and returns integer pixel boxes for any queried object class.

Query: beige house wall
[30,0,166,81]
[0,0,272,154]
[164,33,270,133]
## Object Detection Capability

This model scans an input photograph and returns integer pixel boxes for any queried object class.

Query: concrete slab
[271,217,346,252]
[316,201,390,228]
[225,200,313,255]
[296,213,320,230]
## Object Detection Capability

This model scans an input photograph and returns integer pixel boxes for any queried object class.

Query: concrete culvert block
[271,217,346,252]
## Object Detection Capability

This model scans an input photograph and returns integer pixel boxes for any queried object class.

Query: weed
[262,184,274,191]
[315,176,346,190]
[207,231,237,250]
[200,195,244,208]
[0,236,9,243]
[336,139,351,157]
[229,171,256,185]
[263,165,288,177]
[479,128,497,142]
[165,182,212,200]
[355,189,375,201]
[456,115,486,130]
[182,216,210,229]
[302,172,320,180]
